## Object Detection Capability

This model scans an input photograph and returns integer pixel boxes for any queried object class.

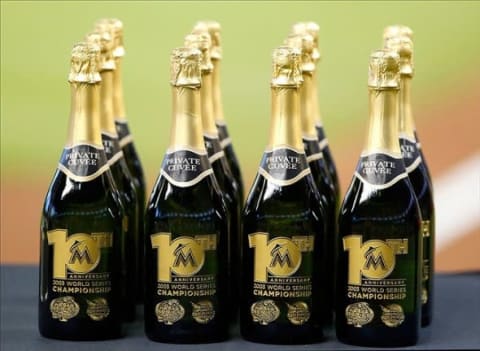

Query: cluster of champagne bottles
[39,19,434,347]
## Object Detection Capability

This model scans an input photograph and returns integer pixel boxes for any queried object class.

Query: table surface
[1,265,479,350]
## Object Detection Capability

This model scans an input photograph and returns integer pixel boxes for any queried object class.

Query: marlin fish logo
[364,246,387,270]
[173,243,197,267]
[270,244,293,268]
[69,240,93,264]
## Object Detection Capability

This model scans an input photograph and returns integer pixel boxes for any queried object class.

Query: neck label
[58,144,109,182]
[203,135,225,164]
[259,147,310,186]
[101,132,123,166]
[115,120,134,148]
[160,149,213,188]
[315,125,329,151]
[303,137,324,163]
[399,136,422,173]
[355,152,407,189]
[216,122,232,149]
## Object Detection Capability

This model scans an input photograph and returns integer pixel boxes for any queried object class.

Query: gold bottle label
[58,144,109,182]
[150,233,218,324]
[248,232,314,325]
[343,235,409,328]
[160,149,214,188]
[258,147,311,187]
[354,152,408,190]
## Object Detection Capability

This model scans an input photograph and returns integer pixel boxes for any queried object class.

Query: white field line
[434,152,480,251]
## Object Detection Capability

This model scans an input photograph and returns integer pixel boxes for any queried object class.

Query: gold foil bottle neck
[184,33,213,73]
[68,42,102,84]
[193,20,222,60]
[292,21,320,61]
[284,33,315,73]
[383,24,413,40]
[271,46,303,88]
[85,31,116,71]
[384,36,414,76]
[96,18,125,58]
[368,49,400,89]
[170,47,202,87]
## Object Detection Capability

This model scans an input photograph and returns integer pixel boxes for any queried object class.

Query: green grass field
[2,1,480,183]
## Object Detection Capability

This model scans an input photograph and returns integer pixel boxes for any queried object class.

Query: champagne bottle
[185,32,242,320]
[385,31,435,327]
[194,20,245,203]
[144,48,229,343]
[240,46,326,344]
[292,22,340,208]
[335,49,421,347]
[87,30,138,321]
[96,18,147,304]
[39,42,124,340]
[286,32,337,326]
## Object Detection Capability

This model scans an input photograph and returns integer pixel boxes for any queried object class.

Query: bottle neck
[300,72,317,138]
[211,59,224,123]
[364,88,401,155]
[268,87,303,151]
[66,83,103,147]
[169,86,205,151]
[99,70,118,136]
[200,72,218,136]
[112,58,126,120]
[399,76,415,138]
[311,69,322,125]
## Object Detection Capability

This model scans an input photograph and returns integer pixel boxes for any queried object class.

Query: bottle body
[240,148,325,344]
[39,150,124,340]
[144,150,229,343]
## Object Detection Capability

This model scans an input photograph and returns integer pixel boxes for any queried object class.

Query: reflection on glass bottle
[240,46,326,344]
[335,49,422,347]
[144,48,229,343]
[384,27,435,327]
[39,42,124,340]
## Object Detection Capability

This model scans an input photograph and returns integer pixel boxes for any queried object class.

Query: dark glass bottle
[39,42,124,340]
[97,18,147,303]
[293,22,340,209]
[145,48,229,343]
[286,32,337,326]
[88,30,138,321]
[240,47,326,344]
[185,32,242,320]
[385,32,435,327]
[335,50,422,347]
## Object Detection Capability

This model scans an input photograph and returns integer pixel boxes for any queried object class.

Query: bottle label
[115,120,134,148]
[315,124,329,151]
[203,135,225,165]
[58,144,109,182]
[216,121,232,149]
[258,147,311,186]
[354,152,407,189]
[248,232,314,325]
[303,136,324,163]
[47,229,114,322]
[421,220,431,305]
[343,235,410,328]
[101,132,124,166]
[151,232,218,325]
[399,135,422,173]
[160,149,214,188]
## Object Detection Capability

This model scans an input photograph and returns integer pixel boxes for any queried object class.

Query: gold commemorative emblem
[381,304,405,327]
[421,287,428,304]
[86,298,110,321]
[286,301,310,325]
[346,302,374,328]
[251,299,280,325]
[191,300,215,324]
[50,296,80,322]
[155,299,185,325]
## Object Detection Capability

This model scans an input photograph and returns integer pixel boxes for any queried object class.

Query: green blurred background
[2,1,479,186]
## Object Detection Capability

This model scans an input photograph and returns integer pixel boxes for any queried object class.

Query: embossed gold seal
[191,300,215,324]
[155,299,185,325]
[50,296,80,322]
[286,301,310,325]
[251,299,280,325]
[346,302,374,328]
[86,297,110,321]
[381,303,405,327]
